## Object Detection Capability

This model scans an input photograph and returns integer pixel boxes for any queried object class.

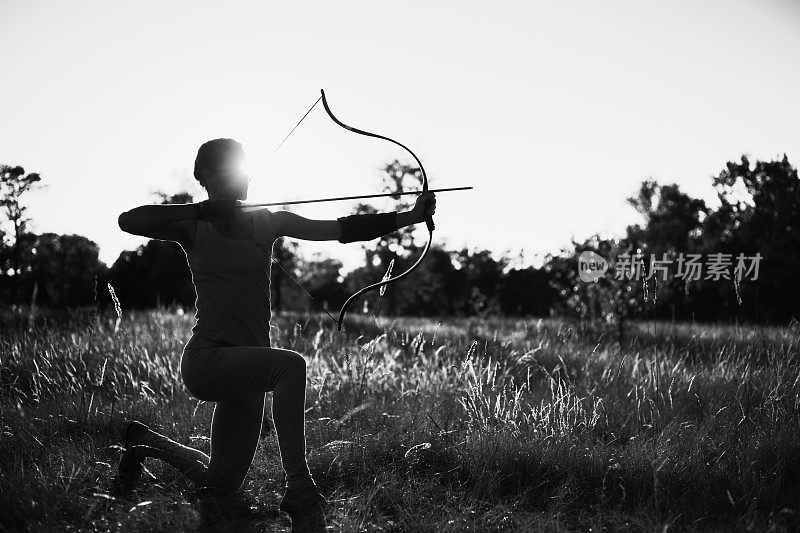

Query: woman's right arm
[119,198,239,247]
[118,204,199,234]
[118,203,200,246]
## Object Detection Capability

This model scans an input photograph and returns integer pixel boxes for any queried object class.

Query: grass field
[1,306,799,532]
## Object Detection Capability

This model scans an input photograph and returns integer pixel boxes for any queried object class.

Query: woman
[113,138,436,531]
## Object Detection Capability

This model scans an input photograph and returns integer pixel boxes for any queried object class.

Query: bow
[319,89,435,330]
[252,89,437,331]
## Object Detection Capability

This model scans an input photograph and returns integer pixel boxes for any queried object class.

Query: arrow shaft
[237,186,472,210]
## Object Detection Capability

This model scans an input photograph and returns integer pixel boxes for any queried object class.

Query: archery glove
[337,212,398,243]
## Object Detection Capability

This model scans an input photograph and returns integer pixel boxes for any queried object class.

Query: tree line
[1,155,797,325]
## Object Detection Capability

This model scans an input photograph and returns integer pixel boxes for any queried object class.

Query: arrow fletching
[380,259,395,296]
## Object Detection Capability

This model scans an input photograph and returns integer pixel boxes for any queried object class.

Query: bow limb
[320,89,435,330]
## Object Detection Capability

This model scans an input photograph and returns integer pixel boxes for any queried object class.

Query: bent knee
[285,350,307,373]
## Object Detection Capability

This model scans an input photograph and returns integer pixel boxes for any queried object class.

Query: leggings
[177,342,316,494]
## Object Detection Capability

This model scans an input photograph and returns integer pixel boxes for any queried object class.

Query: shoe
[111,421,153,493]
[125,420,152,446]
[117,419,212,490]
[279,486,328,533]
[112,445,148,493]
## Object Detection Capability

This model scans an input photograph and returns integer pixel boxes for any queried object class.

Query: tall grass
[1,305,798,531]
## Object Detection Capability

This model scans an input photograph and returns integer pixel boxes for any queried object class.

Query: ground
[1,308,798,532]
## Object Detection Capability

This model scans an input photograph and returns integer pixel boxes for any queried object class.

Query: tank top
[183,210,277,350]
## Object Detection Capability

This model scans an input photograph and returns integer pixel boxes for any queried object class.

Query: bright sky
[2,0,798,270]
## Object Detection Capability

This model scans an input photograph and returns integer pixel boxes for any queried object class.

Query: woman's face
[206,151,251,200]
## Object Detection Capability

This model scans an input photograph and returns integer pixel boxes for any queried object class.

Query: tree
[620,154,799,324]
[345,159,428,317]
[547,235,646,341]
[626,180,708,254]
[296,253,346,315]
[152,190,194,206]
[445,248,505,317]
[702,154,799,322]
[625,180,709,321]
[270,237,302,313]
[23,233,108,307]
[0,164,45,304]
[499,265,554,317]
[107,190,196,310]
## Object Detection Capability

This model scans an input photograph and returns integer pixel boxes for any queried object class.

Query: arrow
[236,186,473,212]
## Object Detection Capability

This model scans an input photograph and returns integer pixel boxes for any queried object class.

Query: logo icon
[578,251,608,283]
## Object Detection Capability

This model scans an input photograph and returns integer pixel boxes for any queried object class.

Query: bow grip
[420,190,435,231]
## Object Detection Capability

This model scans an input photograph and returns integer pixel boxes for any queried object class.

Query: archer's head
[194,138,251,201]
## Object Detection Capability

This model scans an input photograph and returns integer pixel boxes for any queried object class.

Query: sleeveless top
[182,210,277,350]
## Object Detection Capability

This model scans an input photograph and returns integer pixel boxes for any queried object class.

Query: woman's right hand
[195,198,240,222]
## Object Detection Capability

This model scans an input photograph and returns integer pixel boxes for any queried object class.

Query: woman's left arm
[269,191,436,242]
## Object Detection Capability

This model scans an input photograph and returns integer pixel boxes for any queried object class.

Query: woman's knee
[281,349,307,374]
[268,349,306,385]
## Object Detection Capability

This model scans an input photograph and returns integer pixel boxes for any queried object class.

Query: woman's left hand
[412,191,437,224]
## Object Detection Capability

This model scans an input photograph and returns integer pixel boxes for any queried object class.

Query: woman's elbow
[118,211,133,233]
